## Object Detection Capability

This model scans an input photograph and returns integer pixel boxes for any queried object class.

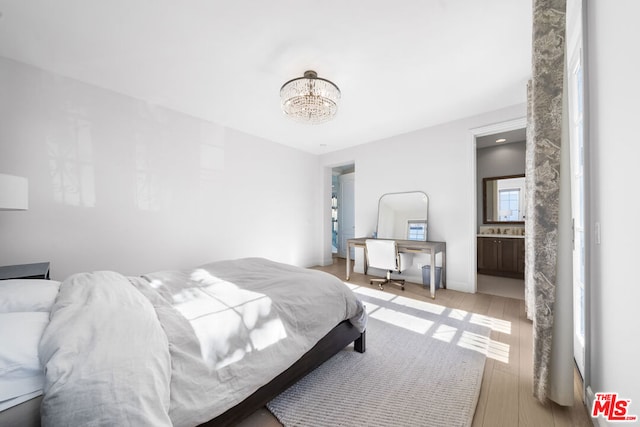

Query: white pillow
[0,279,61,313]
[0,312,49,402]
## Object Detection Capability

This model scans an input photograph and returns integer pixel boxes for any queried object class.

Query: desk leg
[441,248,446,289]
[430,250,436,299]
[363,249,368,275]
[346,243,351,280]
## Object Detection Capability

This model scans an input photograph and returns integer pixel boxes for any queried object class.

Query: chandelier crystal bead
[280,70,341,124]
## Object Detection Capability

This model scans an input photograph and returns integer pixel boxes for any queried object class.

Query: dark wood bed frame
[201,320,366,426]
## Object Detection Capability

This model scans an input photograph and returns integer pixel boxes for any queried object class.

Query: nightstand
[0,262,50,280]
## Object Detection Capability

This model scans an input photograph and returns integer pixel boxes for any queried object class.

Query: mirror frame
[482,174,525,225]
[376,191,429,241]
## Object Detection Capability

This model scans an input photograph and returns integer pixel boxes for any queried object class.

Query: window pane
[498,189,521,221]
[407,221,426,241]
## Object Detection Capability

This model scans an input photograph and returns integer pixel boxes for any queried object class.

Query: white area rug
[267,285,494,427]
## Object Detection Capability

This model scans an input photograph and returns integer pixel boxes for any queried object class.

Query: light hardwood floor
[237,258,592,427]
[477,273,525,300]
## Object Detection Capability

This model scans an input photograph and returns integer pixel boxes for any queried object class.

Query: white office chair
[365,239,407,291]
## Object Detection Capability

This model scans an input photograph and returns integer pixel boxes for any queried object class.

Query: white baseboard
[586,386,607,427]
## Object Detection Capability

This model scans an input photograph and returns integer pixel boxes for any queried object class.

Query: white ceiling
[0,0,532,155]
[476,128,527,149]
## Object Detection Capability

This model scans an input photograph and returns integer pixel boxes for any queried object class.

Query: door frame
[469,117,527,293]
[321,162,356,267]
[337,172,355,259]
[567,0,591,403]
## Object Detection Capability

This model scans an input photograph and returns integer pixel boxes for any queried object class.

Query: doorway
[331,164,355,259]
[470,118,527,296]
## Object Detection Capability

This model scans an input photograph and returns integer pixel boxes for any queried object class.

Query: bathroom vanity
[477,233,524,279]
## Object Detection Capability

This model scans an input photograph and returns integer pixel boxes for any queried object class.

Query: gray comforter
[38,258,366,427]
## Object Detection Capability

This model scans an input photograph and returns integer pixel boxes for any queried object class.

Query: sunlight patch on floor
[369,307,434,334]
[391,295,446,315]
[458,330,510,363]
[343,282,359,291]
[448,308,471,321]
[485,339,510,363]
[449,309,512,334]
[432,324,458,343]
[470,313,512,334]
[363,302,381,314]
[344,281,511,363]
[350,285,397,301]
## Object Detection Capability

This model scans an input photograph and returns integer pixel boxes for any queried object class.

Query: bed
[0,257,367,426]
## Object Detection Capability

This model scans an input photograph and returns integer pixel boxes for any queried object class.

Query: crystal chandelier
[280,70,341,124]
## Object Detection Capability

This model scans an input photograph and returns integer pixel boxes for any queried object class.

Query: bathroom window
[498,189,521,221]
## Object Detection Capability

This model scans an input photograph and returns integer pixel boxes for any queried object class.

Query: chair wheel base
[369,278,404,291]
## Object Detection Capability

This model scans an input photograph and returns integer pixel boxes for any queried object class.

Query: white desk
[346,238,446,299]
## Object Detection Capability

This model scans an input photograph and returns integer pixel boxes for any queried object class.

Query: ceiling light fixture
[495,138,507,143]
[280,70,341,124]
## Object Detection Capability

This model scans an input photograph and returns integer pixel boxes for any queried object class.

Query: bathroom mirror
[483,174,526,224]
[377,191,429,241]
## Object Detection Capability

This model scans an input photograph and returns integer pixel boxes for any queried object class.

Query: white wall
[321,104,526,291]
[476,141,526,227]
[587,0,640,415]
[0,57,322,280]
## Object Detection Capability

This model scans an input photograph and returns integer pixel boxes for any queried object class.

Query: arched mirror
[483,174,526,224]
[377,191,429,241]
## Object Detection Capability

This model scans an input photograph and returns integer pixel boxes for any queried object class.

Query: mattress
[0,279,61,412]
[1,258,366,426]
